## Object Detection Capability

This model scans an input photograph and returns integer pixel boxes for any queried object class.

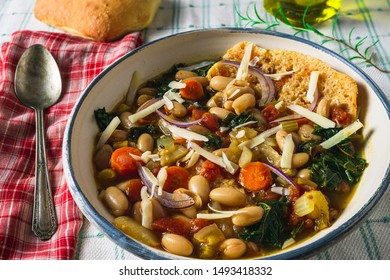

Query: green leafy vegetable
[129,125,159,141]
[239,199,289,248]
[298,126,367,190]
[310,150,367,191]
[193,62,215,77]
[297,140,321,157]
[220,113,255,129]
[94,108,117,131]
[146,65,178,97]
[204,133,223,150]
[312,126,341,139]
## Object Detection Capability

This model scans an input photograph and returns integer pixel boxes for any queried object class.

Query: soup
[92,42,366,259]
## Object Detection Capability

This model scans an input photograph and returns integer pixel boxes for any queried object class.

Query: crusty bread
[207,41,358,120]
[34,0,160,41]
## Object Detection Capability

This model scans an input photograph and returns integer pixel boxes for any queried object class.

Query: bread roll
[207,41,358,121]
[34,0,161,41]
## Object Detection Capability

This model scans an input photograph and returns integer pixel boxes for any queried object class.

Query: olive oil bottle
[263,0,342,27]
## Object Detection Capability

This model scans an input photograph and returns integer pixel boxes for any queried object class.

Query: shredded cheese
[189,142,237,174]
[157,166,168,196]
[265,70,296,81]
[282,238,296,249]
[280,133,295,169]
[95,116,121,151]
[270,186,290,196]
[239,146,252,168]
[239,124,282,149]
[140,186,153,229]
[128,98,166,124]
[235,130,246,138]
[167,91,185,103]
[232,120,258,130]
[274,100,284,110]
[163,94,174,110]
[320,119,364,149]
[196,213,234,219]
[140,151,160,163]
[141,166,158,191]
[236,43,253,81]
[166,124,209,142]
[287,104,335,128]
[168,80,186,89]
[222,152,239,174]
[306,71,320,103]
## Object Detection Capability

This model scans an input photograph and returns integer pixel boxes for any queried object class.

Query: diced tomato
[201,112,220,131]
[261,105,280,122]
[151,216,192,236]
[199,160,221,182]
[123,178,143,203]
[110,147,142,176]
[190,218,212,233]
[330,106,352,125]
[192,108,206,120]
[287,184,301,203]
[163,166,190,193]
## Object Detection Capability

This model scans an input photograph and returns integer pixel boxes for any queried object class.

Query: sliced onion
[156,110,202,127]
[136,162,194,209]
[307,87,319,111]
[221,60,275,105]
[262,162,299,189]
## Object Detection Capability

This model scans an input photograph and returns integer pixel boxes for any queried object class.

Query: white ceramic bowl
[63,29,390,259]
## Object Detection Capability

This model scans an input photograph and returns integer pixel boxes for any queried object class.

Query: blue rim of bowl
[63,28,390,260]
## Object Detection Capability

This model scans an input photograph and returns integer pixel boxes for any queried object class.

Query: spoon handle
[32,109,58,240]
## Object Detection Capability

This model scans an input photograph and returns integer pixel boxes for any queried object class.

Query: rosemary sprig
[235,3,389,73]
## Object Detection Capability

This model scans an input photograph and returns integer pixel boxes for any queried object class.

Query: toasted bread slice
[207,41,358,121]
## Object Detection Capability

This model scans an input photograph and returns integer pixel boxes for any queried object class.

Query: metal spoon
[14,44,61,240]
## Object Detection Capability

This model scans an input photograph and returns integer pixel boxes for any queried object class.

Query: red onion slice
[262,162,299,189]
[156,110,202,128]
[221,60,275,105]
[136,162,194,209]
[307,88,319,111]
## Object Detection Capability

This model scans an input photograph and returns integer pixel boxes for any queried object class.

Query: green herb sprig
[234,3,389,73]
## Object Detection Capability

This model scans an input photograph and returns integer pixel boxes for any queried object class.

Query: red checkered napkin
[0,30,143,259]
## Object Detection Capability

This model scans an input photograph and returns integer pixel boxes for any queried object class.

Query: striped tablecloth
[0,0,389,260]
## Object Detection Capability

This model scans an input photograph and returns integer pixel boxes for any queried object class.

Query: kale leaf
[312,126,341,139]
[239,199,289,249]
[310,150,367,190]
[220,113,255,129]
[128,125,159,141]
[94,108,117,131]
[146,65,178,97]
[193,61,215,77]
[297,140,322,157]
[306,126,367,190]
[204,133,223,150]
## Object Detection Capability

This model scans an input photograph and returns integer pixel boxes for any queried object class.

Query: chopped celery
[294,190,330,230]
[281,120,299,133]
[157,136,175,152]
[159,144,188,166]
[113,216,159,247]
[193,223,225,246]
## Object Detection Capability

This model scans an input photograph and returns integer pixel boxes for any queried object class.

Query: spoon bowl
[14,45,62,109]
[14,44,62,240]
